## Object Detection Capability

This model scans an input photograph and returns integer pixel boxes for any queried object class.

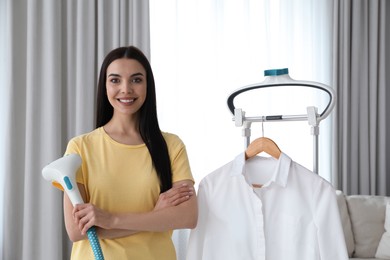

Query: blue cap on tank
[264,68,289,76]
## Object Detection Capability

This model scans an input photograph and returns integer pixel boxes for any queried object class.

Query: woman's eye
[131,77,142,83]
[109,78,120,84]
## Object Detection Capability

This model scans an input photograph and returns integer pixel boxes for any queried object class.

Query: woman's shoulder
[66,128,103,154]
[162,132,185,148]
[68,128,102,145]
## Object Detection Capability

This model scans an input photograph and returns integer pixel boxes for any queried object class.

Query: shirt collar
[230,152,292,187]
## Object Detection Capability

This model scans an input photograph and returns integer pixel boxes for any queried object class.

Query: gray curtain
[332,0,390,196]
[2,0,150,259]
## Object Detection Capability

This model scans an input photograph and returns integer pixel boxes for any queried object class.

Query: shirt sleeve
[186,180,209,259]
[164,133,194,184]
[314,181,349,260]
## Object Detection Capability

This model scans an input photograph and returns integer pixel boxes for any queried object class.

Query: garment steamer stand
[227,68,336,174]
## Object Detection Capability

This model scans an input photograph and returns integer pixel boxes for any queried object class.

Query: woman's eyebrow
[131,72,145,77]
[107,72,144,78]
[107,73,121,78]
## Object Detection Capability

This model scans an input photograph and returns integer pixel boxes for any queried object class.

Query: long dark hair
[95,46,172,193]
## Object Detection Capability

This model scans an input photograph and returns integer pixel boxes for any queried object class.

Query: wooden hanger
[245,137,281,160]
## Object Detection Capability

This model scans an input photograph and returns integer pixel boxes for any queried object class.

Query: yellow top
[64,127,194,260]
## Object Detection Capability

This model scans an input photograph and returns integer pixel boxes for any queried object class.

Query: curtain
[0,0,7,257]
[1,0,149,259]
[332,0,390,196]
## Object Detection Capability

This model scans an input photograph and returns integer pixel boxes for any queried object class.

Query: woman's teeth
[119,98,135,103]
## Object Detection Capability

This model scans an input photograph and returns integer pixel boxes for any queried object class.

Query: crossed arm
[63,179,197,242]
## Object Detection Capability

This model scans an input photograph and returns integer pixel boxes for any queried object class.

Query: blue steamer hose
[87,226,104,260]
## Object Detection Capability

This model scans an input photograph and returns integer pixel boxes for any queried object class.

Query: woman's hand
[71,182,195,237]
[73,203,112,235]
[154,183,194,211]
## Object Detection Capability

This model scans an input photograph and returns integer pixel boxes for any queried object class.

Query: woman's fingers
[154,183,195,211]
[165,184,194,199]
[167,190,193,205]
[73,204,91,222]
[170,193,193,205]
[80,216,94,235]
[161,184,194,205]
[72,203,102,234]
[78,211,94,234]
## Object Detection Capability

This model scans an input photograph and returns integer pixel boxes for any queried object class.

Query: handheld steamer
[42,154,104,260]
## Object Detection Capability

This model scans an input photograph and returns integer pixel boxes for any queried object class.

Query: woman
[63,46,197,259]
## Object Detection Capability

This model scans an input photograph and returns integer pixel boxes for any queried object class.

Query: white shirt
[186,152,348,260]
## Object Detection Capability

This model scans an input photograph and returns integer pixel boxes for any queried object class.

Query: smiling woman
[61,46,198,260]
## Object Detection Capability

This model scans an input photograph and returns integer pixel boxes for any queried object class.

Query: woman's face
[106,58,147,118]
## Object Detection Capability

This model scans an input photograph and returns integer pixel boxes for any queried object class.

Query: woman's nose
[121,82,133,94]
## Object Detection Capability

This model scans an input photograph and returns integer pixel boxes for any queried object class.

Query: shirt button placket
[253,188,266,260]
